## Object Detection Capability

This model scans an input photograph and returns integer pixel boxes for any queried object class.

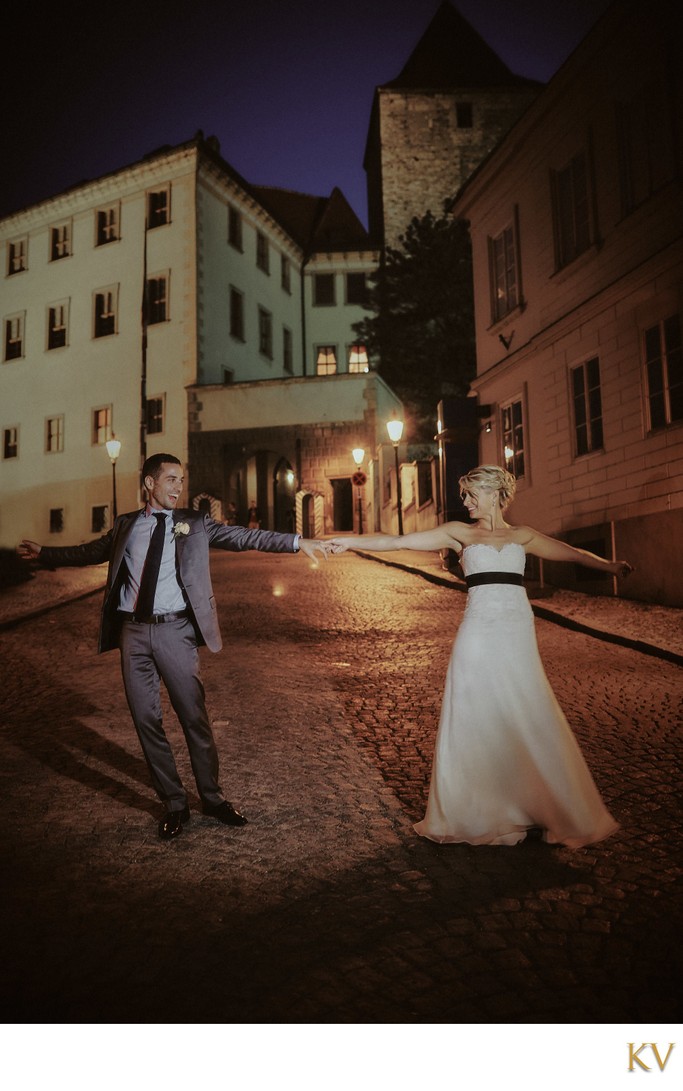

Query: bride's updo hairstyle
[459,465,517,511]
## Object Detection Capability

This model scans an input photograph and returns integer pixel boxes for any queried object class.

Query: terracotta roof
[382,1,541,90]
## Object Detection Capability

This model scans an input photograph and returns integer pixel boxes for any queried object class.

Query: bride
[330,465,633,848]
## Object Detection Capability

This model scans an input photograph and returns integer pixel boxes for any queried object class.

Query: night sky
[1,0,615,226]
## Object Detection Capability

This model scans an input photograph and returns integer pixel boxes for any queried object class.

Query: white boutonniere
[173,522,190,539]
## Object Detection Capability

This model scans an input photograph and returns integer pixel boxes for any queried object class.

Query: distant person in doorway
[247,502,261,529]
[330,465,633,848]
[18,454,331,840]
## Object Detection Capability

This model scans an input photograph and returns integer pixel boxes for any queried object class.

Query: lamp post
[105,435,122,520]
[386,416,404,535]
[351,447,365,534]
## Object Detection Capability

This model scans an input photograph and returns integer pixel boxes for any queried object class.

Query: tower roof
[251,184,372,253]
[382,1,541,90]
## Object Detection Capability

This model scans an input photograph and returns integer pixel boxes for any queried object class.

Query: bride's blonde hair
[459,465,517,511]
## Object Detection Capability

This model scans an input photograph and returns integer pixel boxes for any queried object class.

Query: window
[456,102,473,128]
[644,315,683,430]
[92,406,112,446]
[94,287,117,338]
[7,237,27,275]
[146,275,168,324]
[4,313,24,361]
[147,187,170,228]
[47,302,68,350]
[346,272,368,306]
[49,508,64,534]
[96,205,120,245]
[281,255,291,293]
[316,346,337,375]
[347,343,369,373]
[258,307,273,358]
[50,221,71,261]
[490,225,518,322]
[91,505,109,533]
[314,274,335,306]
[571,357,603,456]
[283,327,293,374]
[146,396,165,435]
[501,399,525,479]
[230,287,245,341]
[256,231,269,273]
[552,152,591,269]
[618,82,676,214]
[228,206,243,250]
[3,426,18,459]
[46,416,64,453]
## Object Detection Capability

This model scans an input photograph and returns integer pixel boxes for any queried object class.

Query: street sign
[352,471,367,486]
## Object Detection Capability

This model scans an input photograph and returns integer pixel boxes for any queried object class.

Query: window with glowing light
[96,205,120,245]
[50,221,72,261]
[489,225,518,322]
[47,301,69,349]
[7,237,27,275]
[3,426,18,459]
[315,346,337,375]
[500,399,525,479]
[347,343,369,373]
[92,406,112,446]
[147,188,170,228]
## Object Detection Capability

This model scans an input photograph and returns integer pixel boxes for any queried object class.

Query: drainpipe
[300,253,310,376]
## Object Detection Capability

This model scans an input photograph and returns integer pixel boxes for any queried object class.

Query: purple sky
[1,0,614,226]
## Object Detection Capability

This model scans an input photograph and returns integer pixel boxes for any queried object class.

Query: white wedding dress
[414,542,619,848]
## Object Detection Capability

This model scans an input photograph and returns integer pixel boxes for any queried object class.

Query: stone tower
[364,1,542,247]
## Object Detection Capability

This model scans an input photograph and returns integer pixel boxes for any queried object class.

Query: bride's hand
[610,560,634,577]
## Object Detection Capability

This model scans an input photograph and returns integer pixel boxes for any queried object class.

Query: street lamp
[386,416,404,535]
[105,435,122,520]
[351,447,365,534]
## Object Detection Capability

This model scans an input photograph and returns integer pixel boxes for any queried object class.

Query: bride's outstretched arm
[328,523,467,554]
[522,527,633,577]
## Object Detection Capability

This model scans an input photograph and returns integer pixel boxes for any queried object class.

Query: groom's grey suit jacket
[39,509,298,654]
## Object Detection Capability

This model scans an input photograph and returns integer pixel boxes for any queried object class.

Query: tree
[354,209,476,442]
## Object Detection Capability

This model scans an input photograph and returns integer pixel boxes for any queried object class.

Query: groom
[18,453,331,839]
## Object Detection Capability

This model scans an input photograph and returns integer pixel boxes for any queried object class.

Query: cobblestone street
[1,549,681,1029]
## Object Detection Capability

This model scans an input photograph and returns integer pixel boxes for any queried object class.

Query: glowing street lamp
[352,447,365,534]
[105,435,122,520]
[386,416,404,535]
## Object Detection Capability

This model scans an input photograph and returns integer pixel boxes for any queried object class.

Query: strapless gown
[413,542,619,848]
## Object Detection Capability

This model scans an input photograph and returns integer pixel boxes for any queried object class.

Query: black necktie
[136,513,166,617]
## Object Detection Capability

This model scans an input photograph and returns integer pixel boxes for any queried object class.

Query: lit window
[501,399,525,479]
[571,357,603,456]
[92,407,112,446]
[490,225,518,322]
[645,315,683,430]
[47,302,68,350]
[50,222,71,261]
[316,346,337,375]
[147,188,170,228]
[46,416,64,453]
[314,274,335,306]
[348,344,369,373]
[4,313,24,361]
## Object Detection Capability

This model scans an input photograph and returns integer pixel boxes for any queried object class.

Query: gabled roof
[382,1,541,90]
[251,184,372,253]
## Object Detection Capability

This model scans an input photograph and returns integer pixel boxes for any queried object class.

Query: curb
[353,550,683,668]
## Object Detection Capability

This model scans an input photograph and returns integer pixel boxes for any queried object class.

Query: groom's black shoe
[158,806,191,839]
[202,801,248,826]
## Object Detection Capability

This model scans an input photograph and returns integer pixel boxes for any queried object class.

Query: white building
[1,135,414,544]
[451,0,683,606]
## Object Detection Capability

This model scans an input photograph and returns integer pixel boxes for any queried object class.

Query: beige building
[452,0,683,605]
[1,135,418,544]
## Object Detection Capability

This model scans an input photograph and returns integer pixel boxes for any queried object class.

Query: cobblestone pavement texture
[1,550,681,1023]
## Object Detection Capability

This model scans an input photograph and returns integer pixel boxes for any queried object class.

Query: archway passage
[331,478,353,531]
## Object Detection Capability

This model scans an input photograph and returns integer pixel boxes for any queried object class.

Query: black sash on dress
[465,572,524,588]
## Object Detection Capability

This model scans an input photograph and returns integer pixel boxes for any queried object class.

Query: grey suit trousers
[119,616,224,811]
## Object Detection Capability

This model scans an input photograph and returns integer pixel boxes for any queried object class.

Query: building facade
[451,0,683,605]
